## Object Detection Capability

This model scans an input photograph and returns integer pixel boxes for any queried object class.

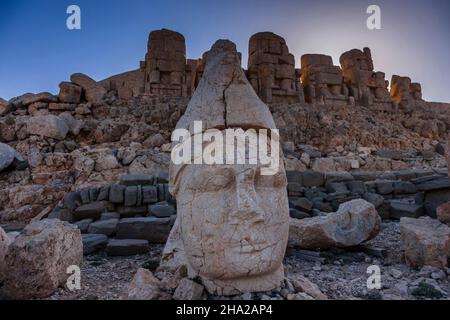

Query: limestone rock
[59,112,82,135]
[70,73,107,104]
[122,268,165,300]
[173,278,204,300]
[400,217,450,268]
[106,239,149,256]
[0,143,20,172]
[0,226,9,281]
[58,82,82,104]
[9,92,57,107]
[291,276,328,300]
[82,234,108,255]
[1,219,83,299]
[26,114,69,140]
[437,201,450,224]
[289,199,381,249]
[0,97,10,115]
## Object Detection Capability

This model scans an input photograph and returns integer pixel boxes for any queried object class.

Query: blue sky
[0,0,449,102]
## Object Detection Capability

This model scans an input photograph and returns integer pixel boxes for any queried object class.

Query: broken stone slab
[149,202,176,218]
[63,191,82,211]
[47,207,74,223]
[173,278,205,300]
[1,219,83,299]
[326,182,349,194]
[117,206,149,218]
[70,73,107,104]
[437,201,450,224]
[9,92,57,107]
[389,201,424,219]
[109,184,126,204]
[392,181,417,195]
[122,268,167,300]
[120,174,155,186]
[289,209,310,220]
[412,175,450,191]
[0,226,9,281]
[73,201,114,220]
[100,212,120,220]
[291,276,328,300]
[106,239,149,256]
[116,217,172,243]
[58,82,82,104]
[346,180,367,195]
[291,197,313,213]
[301,170,325,187]
[423,189,450,218]
[142,185,158,204]
[124,186,138,207]
[400,217,450,268]
[286,171,303,184]
[26,114,69,140]
[0,142,23,172]
[289,199,381,249]
[97,185,110,201]
[375,180,394,195]
[325,172,354,183]
[87,218,118,236]
[82,234,108,255]
[74,219,93,233]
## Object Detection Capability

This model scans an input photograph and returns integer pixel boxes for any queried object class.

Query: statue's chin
[199,264,285,296]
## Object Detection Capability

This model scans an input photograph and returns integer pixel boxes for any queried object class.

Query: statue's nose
[229,169,265,224]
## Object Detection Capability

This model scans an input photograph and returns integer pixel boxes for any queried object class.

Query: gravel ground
[46,222,450,300]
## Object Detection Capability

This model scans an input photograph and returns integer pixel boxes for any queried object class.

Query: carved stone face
[174,162,289,281]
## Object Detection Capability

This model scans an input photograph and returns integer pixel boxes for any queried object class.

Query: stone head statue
[161,40,289,296]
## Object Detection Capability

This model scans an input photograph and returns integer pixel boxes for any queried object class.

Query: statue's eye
[203,175,232,191]
[255,172,287,188]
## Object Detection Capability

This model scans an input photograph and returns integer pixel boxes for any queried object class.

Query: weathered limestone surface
[248,32,302,104]
[59,82,82,104]
[1,219,83,299]
[122,268,167,300]
[400,217,450,268]
[162,39,289,296]
[0,142,21,172]
[0,226,9,281]
[71,73,107,104]
[26,114,69,140]
[289,199,381,249]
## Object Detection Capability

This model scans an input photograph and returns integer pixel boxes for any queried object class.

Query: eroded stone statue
[160,40,290,296]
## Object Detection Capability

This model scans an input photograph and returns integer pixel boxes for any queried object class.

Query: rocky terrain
[0,29,449,301]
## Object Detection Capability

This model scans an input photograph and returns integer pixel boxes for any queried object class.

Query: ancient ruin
[0,27,449,301]
[247,32,303,104]
[301,54,348,105]
[339,48,391,108]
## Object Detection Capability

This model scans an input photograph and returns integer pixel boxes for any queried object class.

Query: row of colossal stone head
[100,29,424,108]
